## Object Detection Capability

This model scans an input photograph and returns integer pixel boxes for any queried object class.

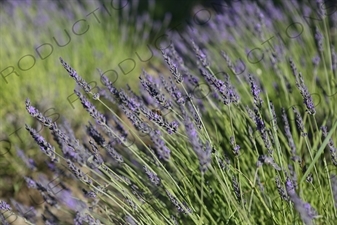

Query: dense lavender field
[1,0,337,224]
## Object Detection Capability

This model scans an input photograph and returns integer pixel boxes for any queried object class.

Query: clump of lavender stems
[5,1,337,224]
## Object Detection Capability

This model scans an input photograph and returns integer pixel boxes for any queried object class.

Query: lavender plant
[2,0,337,224]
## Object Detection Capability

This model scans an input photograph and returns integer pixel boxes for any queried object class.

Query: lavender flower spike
[25,124,58,162]
[74,90,106,126]
[191,39,209,67]
[296,73,316,115]
[59,57,92,93]
[25,98,53,128]
[249,74,263,107]
[144,165,161,186]
[289,59,316,115]
[149,129,171,161]
[162,47,182,83]
[292,107,307,136]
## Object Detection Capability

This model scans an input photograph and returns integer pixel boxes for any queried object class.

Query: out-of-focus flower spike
[331,45,336,74]
[281,108,300,162]
[314,26,324,53]
[321,126,337,166]
[191,39,209,67]
[16,148,37,170]
[285,178,317,224]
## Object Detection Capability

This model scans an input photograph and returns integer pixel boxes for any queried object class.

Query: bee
[151,108,162,116]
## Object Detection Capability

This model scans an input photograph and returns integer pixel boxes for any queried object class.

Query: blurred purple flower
[321,126,337,166]
[149,129,171,161]
[0,200,11,211]
[285,178,317,224]
[184,116,212,173]
[16,148,37,170]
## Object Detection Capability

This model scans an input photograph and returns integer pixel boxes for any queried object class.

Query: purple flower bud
[24,176,38,189]
[230,136,240,155]
[100,73,119,98]
[285,178,296,195]
[26,105,38,116]
[0,200,11,211]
